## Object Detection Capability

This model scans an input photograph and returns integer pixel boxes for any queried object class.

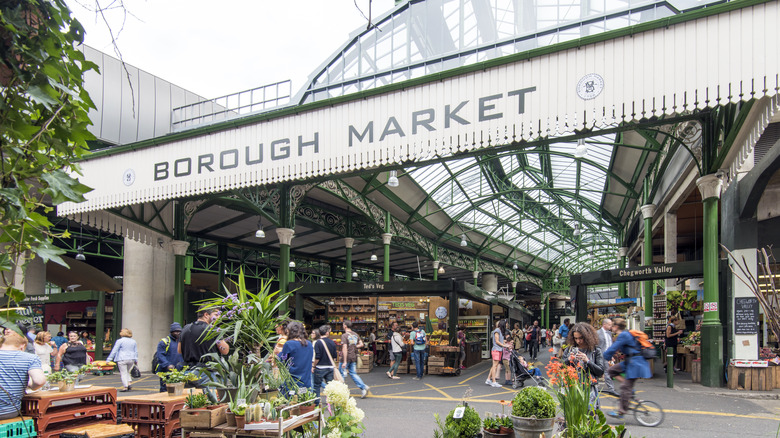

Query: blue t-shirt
[278,339,313,388]
[559,324,570,340]
[0,351,42,417]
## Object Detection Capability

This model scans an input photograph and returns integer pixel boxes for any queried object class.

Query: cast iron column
[432,261,440,281]
[382,233,392,282]
[698,173,724,387]
[277,228,294,314]
[344,238,354,282]
[171,240,190,324]
[618,247,628,298]
[641,204,656,338]
[95,291,105,360]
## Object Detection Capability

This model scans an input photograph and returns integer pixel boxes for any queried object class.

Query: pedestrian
[551,323,563,358]
[597,318,617,395]
[20,323,36,354]
[79,331,92,347]
[501,325,513,385]
[559,318,571,340]
[55,331,87,372]
[0,332,46,420]
[273,320,290,356]
[665,315,684,373]
[33,331,56,373]
[155,323,183,392]
[563,323,606,409]
[178,308,230,387]
[409,320,427,381]
[340,321,370,398]
[387,321,403,379]
[486,319,508,388]
[312,325,338,403]
[107,328,139,392]
[457,324,467,370]
[540,326,547,347]
[523,325,531,352]
[368,327,378,366]
[604,318,652,419]
[528,320,540,360]
[511,323,523,352]
[277,320,313,392]
[52,331,67,350]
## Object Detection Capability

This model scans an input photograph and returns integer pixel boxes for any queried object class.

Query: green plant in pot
[185,392,213,409]
[157,366,198,395]
[202,351,265,402]
[437,404,480,438]
[511,387,556,437]
[483,415,500,433]
[497,415,513,435]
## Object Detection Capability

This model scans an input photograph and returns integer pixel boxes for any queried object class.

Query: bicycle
[627,395,664,427]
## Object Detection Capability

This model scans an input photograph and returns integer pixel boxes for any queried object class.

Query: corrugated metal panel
[755,123,780,164]
[62,2,780,215]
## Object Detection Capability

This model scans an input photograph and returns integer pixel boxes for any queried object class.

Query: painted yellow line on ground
[426,383,455,400]
[459,367,490,384]
[384,385,465,397]
[468,389,516,399]
[364,382,405,389]
[599,404,775,420]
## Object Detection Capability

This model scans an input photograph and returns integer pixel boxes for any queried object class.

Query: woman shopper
[551,323,563,358]
[55,331,88,373]
[562,323,607,409]
[278,320,314,391]
[387,321,403,379]
[665,315,684,373]
[486,319,509,388]
[457,325,467,369]
[107,328,139,392]
[33,331,56,373]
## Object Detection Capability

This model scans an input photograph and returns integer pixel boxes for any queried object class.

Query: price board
[734,297,758,335]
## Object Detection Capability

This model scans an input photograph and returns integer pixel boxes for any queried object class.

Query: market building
[11,0,780,389]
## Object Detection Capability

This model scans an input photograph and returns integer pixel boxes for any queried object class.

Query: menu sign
[734,297,759,335]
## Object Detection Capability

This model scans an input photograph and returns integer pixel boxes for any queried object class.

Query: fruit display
[429,330,450,346]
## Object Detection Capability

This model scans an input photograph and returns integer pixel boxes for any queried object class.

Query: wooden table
[22,386,117,438]
[182,401,321,438]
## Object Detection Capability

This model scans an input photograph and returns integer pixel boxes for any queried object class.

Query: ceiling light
[289,260,296,268]
[573,225,581,236]
[370,252,378,261]
[255,219,265,238]
[387,170,399,187]
[319,278,325,283]
[352,271,358,278]
[460,234,467,247]
[512,260,518,270]
[75,246,86,261]
[574,138,588,158]
[438,265,445,274]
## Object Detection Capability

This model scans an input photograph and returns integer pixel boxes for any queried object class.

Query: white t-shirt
[540,328,547,338]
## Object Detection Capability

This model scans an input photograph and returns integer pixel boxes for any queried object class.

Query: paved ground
[82,348,780,437]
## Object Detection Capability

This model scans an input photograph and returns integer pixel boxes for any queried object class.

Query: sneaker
[413,376,421,381]
[490,381,503,388]
[503,380,513,385]
[485,378,492,385]
[607,411,624,419]
[361,386,369,398]
[460,365,466,369]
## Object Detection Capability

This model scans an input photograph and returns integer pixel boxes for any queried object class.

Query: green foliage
[156,366,199,384]
[47,364,92,383]
[432,413,459,438]
[666,290,700,312]
[0,0,96,303]
[497,415,512,429]
[444,405,481,438]
[566,410,627,438]
[511,387,556,419]
[482,416,499,431]
[185,392,213,409]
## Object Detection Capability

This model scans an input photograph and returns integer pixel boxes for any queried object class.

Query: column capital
[381,233,393,245]
[696,173,725,200]
[472,271,479,279]
[511,281,518,289]
[618,247,628,258]
[432,260,440,269]
[640,204,656,220]
[344,237,354,249]
[276,228,295,245]
[170,240,190,256]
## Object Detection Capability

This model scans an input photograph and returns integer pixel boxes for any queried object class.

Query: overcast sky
[67,0,396,98]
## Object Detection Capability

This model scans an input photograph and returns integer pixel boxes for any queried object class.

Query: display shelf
[459,316,489,359]
[652,294,667,343]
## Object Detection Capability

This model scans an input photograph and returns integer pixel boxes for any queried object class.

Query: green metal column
[95,291,105,360]
[448,290,459,345]
[698,173,724,387]
[641,203,656,339]
[217,243,227,294]
[618,247,628,299]
[295,293,304,321]
[382,233,392,282]
[545,294,550,329]
[277,228,294,314]
[173,203,187,324]
[345,238,354,282]
[433,261,439,281]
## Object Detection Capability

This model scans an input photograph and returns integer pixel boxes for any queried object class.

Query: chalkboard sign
[734,297,759,335]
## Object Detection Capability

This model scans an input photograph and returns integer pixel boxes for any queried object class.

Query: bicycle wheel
[633,400,664,427]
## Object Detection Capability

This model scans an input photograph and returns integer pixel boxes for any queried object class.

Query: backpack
[152,336,171,372]
[628,330,656,359]
[414,330,426,345]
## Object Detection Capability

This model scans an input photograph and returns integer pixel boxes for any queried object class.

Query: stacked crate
[118,392,190,438]
[356,352,374,374]
[22,386,117,438]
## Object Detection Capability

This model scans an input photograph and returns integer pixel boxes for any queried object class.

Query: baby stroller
[509,350,544,389]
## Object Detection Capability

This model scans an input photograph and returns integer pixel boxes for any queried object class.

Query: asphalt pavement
[80,347,780,438]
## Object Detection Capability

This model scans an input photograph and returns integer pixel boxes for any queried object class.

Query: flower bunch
[545,357,594,437]
[322,380,365,437]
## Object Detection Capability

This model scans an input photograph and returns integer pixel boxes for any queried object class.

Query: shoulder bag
[320,339,344,382]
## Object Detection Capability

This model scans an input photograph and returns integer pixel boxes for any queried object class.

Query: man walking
[597,318,617,396]
[312,325,338,404]
[155,323,184,392]
[410,321,427,380]
[340,321,370,398]
[387,321,403,379]
[528,320,540,361]
[178,308,229,387]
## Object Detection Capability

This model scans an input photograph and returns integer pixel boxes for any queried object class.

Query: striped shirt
[0,351,42,417]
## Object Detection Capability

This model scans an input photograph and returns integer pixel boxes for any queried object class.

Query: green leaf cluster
[1,0,95,304]
[185,392,213,409]
[156,366,199,384]
[444,405,481,438]
[511,386,556,419]
[566,409,627,438]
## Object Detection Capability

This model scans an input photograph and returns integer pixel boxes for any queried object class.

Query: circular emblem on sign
[576,73,605,100]
[122,169,136,186]
[435,306,448,319]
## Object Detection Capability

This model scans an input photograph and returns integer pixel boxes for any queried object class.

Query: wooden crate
[773,366,780,389]
[427,366,443,375]
[428,357,445,367]
[179,406,226,429]
[691,360,701,383]
[61,424,134,438]
[727,365,773,391]
[397,361,409,374]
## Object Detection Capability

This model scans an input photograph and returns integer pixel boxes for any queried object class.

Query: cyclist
[602,317,652,419]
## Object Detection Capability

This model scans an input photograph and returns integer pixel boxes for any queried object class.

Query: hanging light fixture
[574,138,588,158]
[573,225,581,236]
[352,271,358,278]
[289,260,296,268]
[75,246,86,261]
[255,218,265,238]
[370,252,378,261]
[438,265,445,274]
[460,234,467,247]
[387,170,399,187]
[512,260,518,270]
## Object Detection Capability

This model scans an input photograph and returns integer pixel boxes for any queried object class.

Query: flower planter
[297,405,316,415]
[499,426,514,435]
[226,410,236,427]
[167,382,185,396]
[484,429,512,438]
[58,382,75,392]
[235,415,246,429]
[509,415,554,438]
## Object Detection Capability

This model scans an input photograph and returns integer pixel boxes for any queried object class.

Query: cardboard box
[180,405,227,429]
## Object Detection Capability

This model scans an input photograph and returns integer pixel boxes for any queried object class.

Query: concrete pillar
[482,273,498,292]
[123,238,175,371]
[664,212,678,291]
[15,254,45,296]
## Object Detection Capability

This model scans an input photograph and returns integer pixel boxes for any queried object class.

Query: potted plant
[47,371,76,392]
[443,404,480,438]
[483,416,502,437]
[296,388,317,415]
[497,415,513,435]
[232,403,247,429]
[510,387,556,438]
[156,366,198,395]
